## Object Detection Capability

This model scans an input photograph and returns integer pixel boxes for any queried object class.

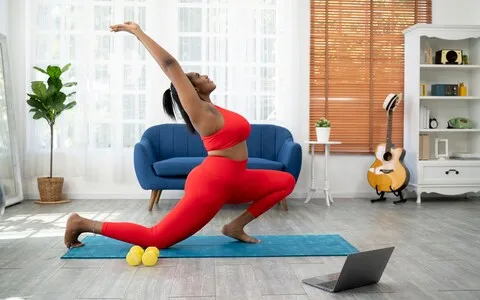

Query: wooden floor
[0,196,479,300]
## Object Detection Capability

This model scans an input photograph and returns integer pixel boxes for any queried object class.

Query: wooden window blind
[309,0,431,153]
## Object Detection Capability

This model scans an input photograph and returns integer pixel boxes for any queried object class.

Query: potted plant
[315,117,331,142]
[26,64,77,204]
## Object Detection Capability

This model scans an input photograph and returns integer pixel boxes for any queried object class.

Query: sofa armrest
[134,138,159,190]
[277,139,302,181]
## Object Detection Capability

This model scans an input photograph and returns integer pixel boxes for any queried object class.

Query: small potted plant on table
[315,117,331,142]
[26,64,77,204]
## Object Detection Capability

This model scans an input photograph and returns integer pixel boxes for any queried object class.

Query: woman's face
[187,72,216,95]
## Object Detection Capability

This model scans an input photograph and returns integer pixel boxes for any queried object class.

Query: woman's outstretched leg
[223,169,296,243]
[100,188,227,249]
[64,164,230,249]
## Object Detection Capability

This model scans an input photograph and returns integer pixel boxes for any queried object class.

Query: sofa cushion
[154,157,205,177]
[247,158,285,171]
[153,157,285,177]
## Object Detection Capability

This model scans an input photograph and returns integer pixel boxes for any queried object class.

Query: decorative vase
[35,177,70,204]
[316,127,331,142]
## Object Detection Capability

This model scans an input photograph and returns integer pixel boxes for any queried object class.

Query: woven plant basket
[36,177,69,204]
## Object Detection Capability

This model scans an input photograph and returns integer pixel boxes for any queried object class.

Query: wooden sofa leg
[148,190,159,211]
[280,198,288,211]
[154,190,162,205]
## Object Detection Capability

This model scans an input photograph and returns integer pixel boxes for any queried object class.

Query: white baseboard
[22,190,382,201]
[23,189,476,201]
[291,191,378,199]
[24,191,154,200]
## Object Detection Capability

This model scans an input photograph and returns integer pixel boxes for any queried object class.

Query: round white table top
[305,141,342,145]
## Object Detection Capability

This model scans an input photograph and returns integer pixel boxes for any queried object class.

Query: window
[309,0,432,153]
[26,0,282,154]
[27,0,149,151]
[177,0,278,121]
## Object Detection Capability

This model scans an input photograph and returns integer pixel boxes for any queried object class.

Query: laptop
[302,246,394,293]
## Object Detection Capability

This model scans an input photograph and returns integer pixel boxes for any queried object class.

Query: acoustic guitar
[367,93,410,200]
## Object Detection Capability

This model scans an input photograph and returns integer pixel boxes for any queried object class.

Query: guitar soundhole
[383,152,392,161]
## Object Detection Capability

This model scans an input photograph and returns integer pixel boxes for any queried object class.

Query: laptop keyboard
[320,281,337,290]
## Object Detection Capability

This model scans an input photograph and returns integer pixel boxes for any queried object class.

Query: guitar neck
[386,110,393,151]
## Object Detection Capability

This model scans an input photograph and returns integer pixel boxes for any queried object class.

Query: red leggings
[101,156,296,249]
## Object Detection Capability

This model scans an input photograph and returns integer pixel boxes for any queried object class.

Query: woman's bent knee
[283,172,296,194]
[273,171,295,195]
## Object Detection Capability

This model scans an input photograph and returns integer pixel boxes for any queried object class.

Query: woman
[64,21,296,249]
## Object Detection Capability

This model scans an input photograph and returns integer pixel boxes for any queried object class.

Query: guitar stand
[371,185,406,204]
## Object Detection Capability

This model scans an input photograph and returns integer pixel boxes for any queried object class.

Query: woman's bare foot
[221,223,260,243]
[64,213,85,249]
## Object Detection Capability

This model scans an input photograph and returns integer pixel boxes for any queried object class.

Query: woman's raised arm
[110,21,207,123]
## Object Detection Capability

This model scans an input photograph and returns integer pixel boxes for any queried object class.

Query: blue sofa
[133,123,302,211]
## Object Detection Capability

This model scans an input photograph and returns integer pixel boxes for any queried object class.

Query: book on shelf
[419,134,430,160]
[420,104,430,129]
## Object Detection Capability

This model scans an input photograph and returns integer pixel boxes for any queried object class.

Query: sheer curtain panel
[23,0,300,198]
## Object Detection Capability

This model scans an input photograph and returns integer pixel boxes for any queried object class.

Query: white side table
[304,141,342,206]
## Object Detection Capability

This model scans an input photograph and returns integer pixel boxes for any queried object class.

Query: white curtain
[22,0,303,198]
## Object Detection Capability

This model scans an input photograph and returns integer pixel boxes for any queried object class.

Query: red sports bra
[201,105,251,151]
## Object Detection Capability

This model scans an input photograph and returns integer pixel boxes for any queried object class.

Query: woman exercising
[64,21,296,249]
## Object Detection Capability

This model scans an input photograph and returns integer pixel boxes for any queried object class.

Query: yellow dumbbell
[145,246,159,257]
[125,245,145,266]
[142,251,158,267]
[142,246,159,267]
[130,245,145,256]
[126,250,142,266]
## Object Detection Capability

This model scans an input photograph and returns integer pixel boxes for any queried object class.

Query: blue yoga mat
[61,234,358,259]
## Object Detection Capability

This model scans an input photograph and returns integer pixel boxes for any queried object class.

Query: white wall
[0,0,7,36]
[432,0,480,25]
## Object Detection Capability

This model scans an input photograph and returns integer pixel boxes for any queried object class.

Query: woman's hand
[110,21,142,35]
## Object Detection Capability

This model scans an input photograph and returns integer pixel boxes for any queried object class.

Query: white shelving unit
[420,129,480,133]
[420,64,480,69]
[403,24,480,203]
[419,96,480,100]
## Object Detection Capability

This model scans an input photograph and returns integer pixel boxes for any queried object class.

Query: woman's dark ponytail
[162,89,176,120]
[162,84,196,134]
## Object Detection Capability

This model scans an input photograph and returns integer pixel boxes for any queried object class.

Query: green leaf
[33,66,48,74]
[46,83,58,98]
[50,92,66,113]
[48,77,63,91]
[31,81,47,98]
[61,63,71,73]
[33,111,46,120]
[27,93,41,101]
[66,91,76,97]
[54,106,64,114]
[46,65,62,78]
[54,102,63,111]
[53,92,67,104]
[63,82,77,87]
[64,101,77,110]
[29,108,38,113]
[26,99,46,110]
